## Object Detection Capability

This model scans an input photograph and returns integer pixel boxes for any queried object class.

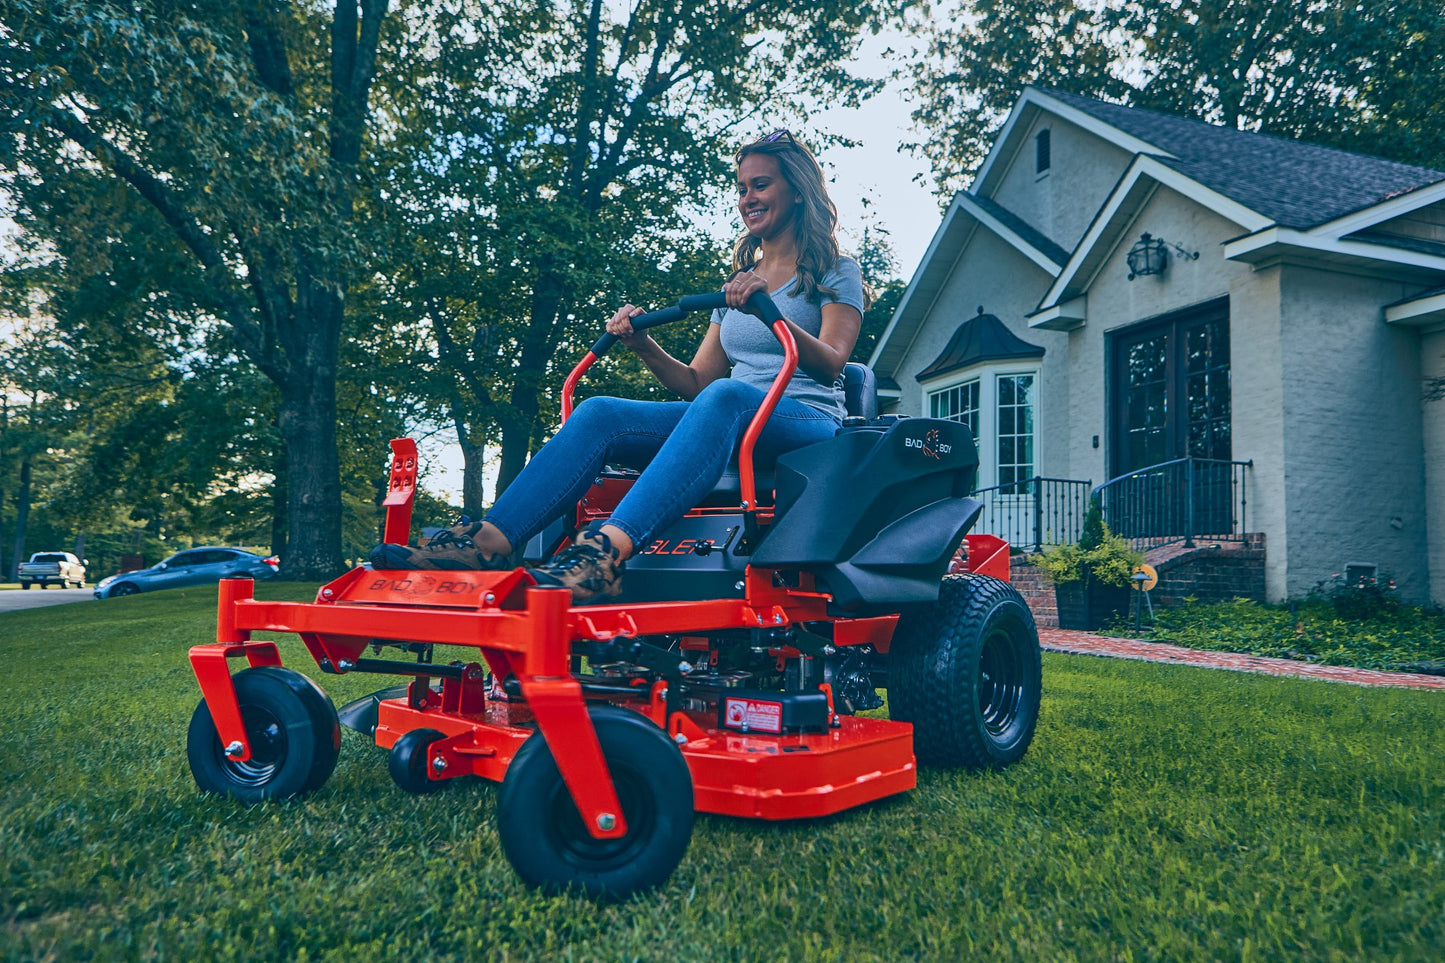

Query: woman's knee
[692,378,760,414]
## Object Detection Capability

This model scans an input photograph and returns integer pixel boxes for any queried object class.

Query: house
[871,87,1445,603]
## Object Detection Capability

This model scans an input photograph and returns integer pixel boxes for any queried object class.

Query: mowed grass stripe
[2,586,1441,961]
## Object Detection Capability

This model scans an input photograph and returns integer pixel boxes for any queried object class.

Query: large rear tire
[889,573,1042,769]
[187,666,341,802]
[497,705,693,899]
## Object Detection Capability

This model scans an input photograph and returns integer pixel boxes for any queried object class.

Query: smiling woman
[370,130,867,604]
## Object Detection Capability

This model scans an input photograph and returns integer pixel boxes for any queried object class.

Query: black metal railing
[1093,457,1253,551]
[968,476,1094,553]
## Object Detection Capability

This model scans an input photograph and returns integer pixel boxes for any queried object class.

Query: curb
[1038,628,1445,691]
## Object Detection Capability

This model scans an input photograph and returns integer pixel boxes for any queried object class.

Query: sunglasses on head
[761,128,795,146]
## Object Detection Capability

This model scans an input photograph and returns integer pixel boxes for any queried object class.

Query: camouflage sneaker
[369,518,512,571]
[528,528,624,603]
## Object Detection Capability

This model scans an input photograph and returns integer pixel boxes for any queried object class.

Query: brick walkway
[1039,628,1445,691]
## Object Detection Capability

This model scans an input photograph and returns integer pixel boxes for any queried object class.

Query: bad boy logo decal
[904,427,951,460]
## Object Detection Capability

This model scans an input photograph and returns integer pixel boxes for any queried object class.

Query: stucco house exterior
[871,87,1445,603]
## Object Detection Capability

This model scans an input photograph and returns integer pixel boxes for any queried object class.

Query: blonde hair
[731,131,855,306]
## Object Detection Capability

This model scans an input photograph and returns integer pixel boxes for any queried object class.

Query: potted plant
[1030,499,1143,630]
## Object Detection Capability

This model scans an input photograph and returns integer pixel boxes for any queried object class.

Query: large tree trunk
[275,282,345,579]
[495,269,567,496]
[10,460,31,581]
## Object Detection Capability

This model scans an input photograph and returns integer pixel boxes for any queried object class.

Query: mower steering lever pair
[589,290,782,357]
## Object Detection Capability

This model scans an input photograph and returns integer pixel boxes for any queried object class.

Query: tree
[909,0,1445,196]
[377,1,913,507]
[0,0,396,578]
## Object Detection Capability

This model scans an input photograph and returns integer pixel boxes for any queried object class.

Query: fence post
[1184,457,1196,548]
[1032,477,1043,553]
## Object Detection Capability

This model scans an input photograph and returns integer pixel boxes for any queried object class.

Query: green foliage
[1029,514,1141,587]
[909,0,1445,196]
[1,591,1442,958]
[1131,596,1445,673]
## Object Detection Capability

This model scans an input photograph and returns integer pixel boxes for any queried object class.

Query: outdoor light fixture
[1126,232,1199,280]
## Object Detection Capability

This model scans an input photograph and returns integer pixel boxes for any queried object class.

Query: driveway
[0,587,94,613]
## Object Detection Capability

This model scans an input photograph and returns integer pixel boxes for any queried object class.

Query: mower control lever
[588,290,781,357]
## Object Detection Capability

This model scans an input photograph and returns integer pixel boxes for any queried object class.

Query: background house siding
[894,229,1059,420]
[1278,268,1426,599]
[988,114,1133,252]
[1059,188,1259,478]
[1422,328,1445,603]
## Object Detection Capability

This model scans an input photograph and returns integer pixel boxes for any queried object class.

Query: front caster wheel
[890,573,1042,769]
[388,728,447,794]
[497,705,693,899]
[187,666,341,802]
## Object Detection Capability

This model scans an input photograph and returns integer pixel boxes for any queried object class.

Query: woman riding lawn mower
[184,131,1042,898]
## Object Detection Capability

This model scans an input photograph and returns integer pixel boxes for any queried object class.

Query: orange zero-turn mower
[185,290,1042,898]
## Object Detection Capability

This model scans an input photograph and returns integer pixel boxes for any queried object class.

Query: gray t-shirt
[710,257,866,421]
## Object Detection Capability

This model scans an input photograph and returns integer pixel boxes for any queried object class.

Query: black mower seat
[701,363,879,507]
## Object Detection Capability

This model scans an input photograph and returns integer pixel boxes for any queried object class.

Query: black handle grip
[678,292,728,313]
[745,290,782,323]
[589,294,723,356]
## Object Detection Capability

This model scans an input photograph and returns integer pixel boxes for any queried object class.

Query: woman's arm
[606,304,731,400]
[721,273,861,385]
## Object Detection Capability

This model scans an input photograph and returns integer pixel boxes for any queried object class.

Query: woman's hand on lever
[606,303,650,350]
[723,272,769,311]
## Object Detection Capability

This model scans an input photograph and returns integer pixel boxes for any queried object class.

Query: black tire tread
[497,705,693,898]
[889,573,1042,769]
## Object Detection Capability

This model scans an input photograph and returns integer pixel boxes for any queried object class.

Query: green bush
[1121,595,1445,672]
[1029,506,1142,588]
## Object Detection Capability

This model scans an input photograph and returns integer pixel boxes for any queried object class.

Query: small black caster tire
[497,705,693,899]
[890,573,1042,769]
[187,666,341,802]
[389,728,447,794]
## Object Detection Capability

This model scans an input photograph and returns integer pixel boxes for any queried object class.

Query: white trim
[1385,290,1445,327]
[964,197,1066,275]
[922,362,1041,489]
[1035,155,1271,313]
[869,192,1064,370]
[1028,297,1087,331]
[867,194,969,369]
[1306,179,1445,239]
[973,88,1170,196]
[1224,227,1445,272]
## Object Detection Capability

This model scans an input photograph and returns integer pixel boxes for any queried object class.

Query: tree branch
[243,3,295,97]
[47,107,267,367]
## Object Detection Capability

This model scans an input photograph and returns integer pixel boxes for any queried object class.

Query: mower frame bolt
[431,756,447,772]
[224,741,244,758]
[596,813,616,831]
[337,659,354,671]
[484,593,495,604]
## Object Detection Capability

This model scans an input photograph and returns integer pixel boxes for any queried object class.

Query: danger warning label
[722,696,783,734]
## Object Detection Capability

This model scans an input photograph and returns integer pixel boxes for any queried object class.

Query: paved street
[0,587,94,612]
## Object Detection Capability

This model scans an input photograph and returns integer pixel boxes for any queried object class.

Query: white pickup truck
[18,552,88,589]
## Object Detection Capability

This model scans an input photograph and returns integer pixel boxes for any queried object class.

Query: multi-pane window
[927,371,1036,489]
[929,379,979,436]
[996,374,1035,487]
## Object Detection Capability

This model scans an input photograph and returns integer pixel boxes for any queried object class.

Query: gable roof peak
[1020,86,1445,231]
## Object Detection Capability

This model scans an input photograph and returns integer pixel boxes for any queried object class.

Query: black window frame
[1035,128,1051,173]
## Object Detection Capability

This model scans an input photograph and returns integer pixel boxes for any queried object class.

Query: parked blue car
[93,547,280,599]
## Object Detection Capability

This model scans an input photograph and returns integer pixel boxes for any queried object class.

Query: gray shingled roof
[1043,88,1445,230]
[970,193,1071,265]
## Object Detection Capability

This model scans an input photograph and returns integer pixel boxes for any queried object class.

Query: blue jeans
[486,379,840,550]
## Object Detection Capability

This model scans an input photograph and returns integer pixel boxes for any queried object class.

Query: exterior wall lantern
[1126,232,1199,280]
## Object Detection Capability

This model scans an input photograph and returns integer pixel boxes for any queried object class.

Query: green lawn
[3,586,1443,961]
